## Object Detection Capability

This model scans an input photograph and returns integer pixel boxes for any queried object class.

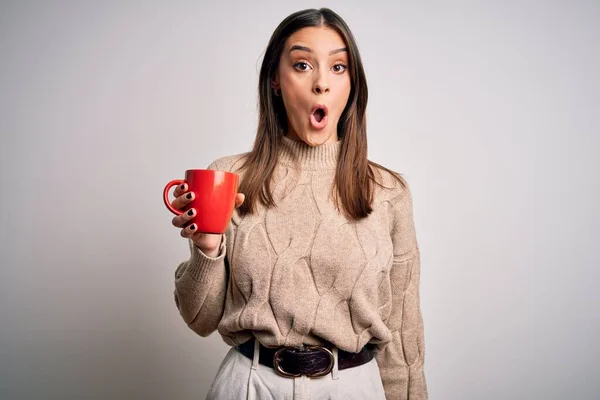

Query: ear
[271,73,279,90]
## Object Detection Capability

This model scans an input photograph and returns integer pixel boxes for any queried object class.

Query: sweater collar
[278,135,341,171]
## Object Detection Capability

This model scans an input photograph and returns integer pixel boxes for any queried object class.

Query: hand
[170,183,245,257]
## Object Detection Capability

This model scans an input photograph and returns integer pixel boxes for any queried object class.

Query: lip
[310,104,329,116]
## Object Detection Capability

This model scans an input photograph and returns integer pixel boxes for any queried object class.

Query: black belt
[236,337,375,378]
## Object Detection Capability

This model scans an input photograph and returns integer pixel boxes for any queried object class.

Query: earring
[273,88,280,96]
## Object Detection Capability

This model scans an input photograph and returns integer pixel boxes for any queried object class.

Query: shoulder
[206,152,249,174]
[369,161,412,206]
[370,163,418,251]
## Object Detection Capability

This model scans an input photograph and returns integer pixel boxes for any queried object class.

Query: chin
[287,121,337,146]
[301,137,322,147]
[302,136,322,146]
[304,131,337,146]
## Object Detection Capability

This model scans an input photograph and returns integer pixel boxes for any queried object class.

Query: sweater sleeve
[172,158,230,337]
[173,236,228,337]
[375,185,428,399]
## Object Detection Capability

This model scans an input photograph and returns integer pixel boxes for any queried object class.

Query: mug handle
[163,179,186,215]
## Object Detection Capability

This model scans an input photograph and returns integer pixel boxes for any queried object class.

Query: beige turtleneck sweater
[173,136,428,399]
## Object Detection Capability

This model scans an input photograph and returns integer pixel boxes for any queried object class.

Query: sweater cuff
[186,236,226,281]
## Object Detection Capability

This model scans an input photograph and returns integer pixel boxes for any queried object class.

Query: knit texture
[174,136,428,399]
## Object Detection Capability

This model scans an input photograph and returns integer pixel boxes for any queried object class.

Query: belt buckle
[273,345,335,378]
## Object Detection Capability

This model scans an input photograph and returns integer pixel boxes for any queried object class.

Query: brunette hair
[237,7,406,220]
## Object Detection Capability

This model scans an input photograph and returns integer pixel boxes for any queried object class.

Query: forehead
[285,26,347,52]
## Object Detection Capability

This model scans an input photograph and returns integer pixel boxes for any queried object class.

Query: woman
[170,8,428,400]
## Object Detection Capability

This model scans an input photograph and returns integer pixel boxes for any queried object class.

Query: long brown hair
[238,7,406,221]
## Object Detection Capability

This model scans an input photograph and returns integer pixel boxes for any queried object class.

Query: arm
[375,186,428,399]
[173,158,230,337]
[173,235,228,337]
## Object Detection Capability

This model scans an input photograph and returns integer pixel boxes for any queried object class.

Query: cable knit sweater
[173,136,428,399]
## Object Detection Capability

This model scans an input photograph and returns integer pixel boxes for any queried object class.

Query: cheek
[333,89,351,116]
[281,95,307,129]
[282,92,304,117]
[281,80,308,115]
[341,81,352,108]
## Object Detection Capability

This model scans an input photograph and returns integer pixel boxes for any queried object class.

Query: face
[273,26,351,146]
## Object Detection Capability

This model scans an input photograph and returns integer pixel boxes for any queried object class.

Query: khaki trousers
[206,340,386,400]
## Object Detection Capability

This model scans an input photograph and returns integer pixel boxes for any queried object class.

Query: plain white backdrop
[1,1,598,399]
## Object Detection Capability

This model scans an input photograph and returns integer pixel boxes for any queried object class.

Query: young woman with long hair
[169,8,428,399]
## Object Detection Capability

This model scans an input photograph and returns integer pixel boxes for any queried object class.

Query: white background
[1,1,598,399]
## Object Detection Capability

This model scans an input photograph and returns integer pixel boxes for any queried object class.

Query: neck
[278,135,341,171]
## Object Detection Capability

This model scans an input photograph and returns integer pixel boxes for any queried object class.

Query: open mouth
[309,104,329,130]
[314,108,326,122]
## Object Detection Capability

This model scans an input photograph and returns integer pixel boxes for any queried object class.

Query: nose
[312,71,330,95]
[314,85,329,94]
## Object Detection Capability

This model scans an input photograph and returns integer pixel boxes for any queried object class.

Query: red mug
[163,169,239,234]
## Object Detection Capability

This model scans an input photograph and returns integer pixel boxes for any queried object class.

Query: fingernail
[187,209,194,216]
[180,184,185,190]
[186,193,192,200]
[190,224,196,230]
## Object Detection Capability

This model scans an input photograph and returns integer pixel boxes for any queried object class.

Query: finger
[235,193,245,208]
[172,208,195,228]
[180,222,198,238]
[170,191,195,211]
[173,183,187,198]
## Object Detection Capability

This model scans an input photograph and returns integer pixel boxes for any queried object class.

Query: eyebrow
[289,45,348,56]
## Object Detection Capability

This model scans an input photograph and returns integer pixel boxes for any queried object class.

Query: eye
[332,63,348,73]
[293,62,311,72]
